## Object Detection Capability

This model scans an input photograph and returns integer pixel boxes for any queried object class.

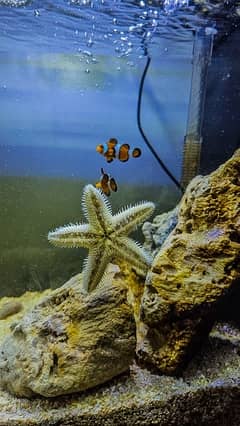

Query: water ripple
[0,0,30,5]
[0,0,238,58]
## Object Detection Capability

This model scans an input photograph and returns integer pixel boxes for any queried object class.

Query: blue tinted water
[0,0,202,185]
[0,0,225,295]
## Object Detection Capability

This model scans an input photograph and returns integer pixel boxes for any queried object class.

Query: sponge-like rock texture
[0,274,136,397]
[139,149,240,374]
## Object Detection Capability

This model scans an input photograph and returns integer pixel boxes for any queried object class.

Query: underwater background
[0,0,239,296]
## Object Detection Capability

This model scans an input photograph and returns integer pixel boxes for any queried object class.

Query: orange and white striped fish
[96,138,141,163]
[95,168,118,196]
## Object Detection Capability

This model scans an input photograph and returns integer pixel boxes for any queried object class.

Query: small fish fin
[132,147,141,158]
[110,177,118,192]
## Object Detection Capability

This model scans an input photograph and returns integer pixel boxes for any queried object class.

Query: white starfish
[48,184,155,292]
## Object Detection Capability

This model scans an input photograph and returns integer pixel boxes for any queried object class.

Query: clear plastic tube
[181,26,215,189]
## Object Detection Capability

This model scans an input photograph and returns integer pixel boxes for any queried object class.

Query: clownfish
[95,168,118,196]
[96,138,141,163]
[96,138,118,163]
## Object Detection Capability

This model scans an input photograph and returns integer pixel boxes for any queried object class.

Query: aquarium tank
[1,0,238,298]
[0,0,239,423]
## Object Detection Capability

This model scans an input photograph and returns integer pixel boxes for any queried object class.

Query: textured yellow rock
[0,275,136,397]
[0,301,22,320]
[139,149,240,375]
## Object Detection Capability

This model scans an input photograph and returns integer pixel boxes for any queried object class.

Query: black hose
[137,55,184,193]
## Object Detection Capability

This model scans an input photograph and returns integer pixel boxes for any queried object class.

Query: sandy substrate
[0,291,239,425]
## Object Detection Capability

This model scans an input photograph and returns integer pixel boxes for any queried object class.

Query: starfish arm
[82,243,112,292]
[47,185,155,292]
[82,184,113,233]
[113,236,153,276]
[48,224,98,248]
[112,202,155,236]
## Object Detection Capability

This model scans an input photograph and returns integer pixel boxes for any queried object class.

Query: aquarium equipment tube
[137,55,184,193]
[181,26,215,189]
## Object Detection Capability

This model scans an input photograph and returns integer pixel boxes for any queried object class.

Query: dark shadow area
[200,23,240,174]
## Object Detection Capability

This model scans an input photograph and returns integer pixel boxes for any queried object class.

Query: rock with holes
[138,149,240,375]
[0,272,136,397]
[142,206,179,257]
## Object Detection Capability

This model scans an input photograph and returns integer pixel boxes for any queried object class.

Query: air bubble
[87,37,94,47]
[82,50,92,57]
[163,0,189,13]
[129,25,135,32]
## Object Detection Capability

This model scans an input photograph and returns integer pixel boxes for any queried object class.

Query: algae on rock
[0,319,239,426]
[0,274,136,397]
[0,150,239,399]
[138,149,240,375]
